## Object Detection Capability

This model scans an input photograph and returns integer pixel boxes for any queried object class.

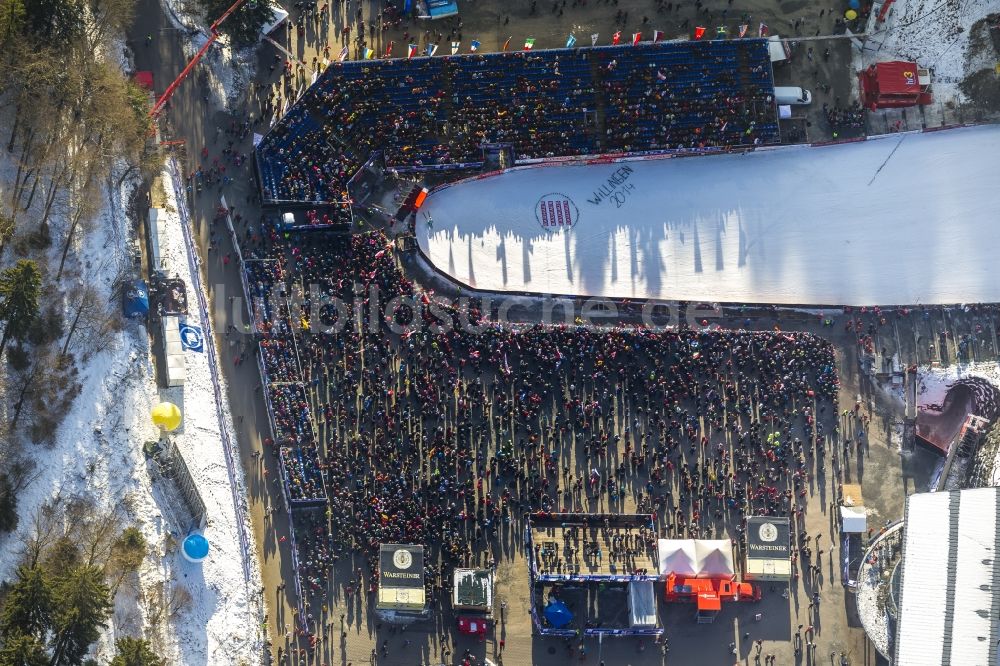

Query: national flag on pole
[524,37,535,50]
[758,21,768,37]
[716,25,727,38]
[426,43,438,56]
[364,47,374,59]
[694,26,706,40]
[470,39,480,51]
[502,36,512,51]
[407,43,418,58]
[632,32,641,45]
[652,30,664,43]
[338,46,349,62]
[591,33,599,46]
[656,69,667,81]
[384,41,394,57]
[566,33,577,48]
[612,30,621,45]
[738,24,748,37]
[451,41,460,54]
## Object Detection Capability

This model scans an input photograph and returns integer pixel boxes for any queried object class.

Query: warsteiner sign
[378,543,426,611]
[745,516,791,581]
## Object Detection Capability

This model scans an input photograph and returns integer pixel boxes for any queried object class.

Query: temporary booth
[453,568,493,612]
[744,516,792,581]
[377,544,426,613]
[858,61,933,110]
[840,506,868,533]
[628,581,658,628]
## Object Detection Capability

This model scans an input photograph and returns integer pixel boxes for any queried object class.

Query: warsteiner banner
[380,544,424,588]
[745,516,791,581]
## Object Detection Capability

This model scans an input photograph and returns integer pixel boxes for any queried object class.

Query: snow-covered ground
[156,161,263,664]
[914,361,1000,409]
[911,361,1000,485]
[861,0,997,104]
[418,124,1000,306]
[158,0,256,108]
[0,162,261,664]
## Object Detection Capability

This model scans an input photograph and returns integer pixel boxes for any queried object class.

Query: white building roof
[895,487,1000,666]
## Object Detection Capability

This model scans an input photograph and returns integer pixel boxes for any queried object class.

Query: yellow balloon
[845,8,858,19]
[151,402,182,432]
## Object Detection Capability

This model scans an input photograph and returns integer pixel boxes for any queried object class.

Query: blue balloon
[183,533,210,563]
[848,0,860,8]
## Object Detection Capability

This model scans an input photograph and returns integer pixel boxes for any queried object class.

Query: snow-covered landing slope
[417,125,1000,306]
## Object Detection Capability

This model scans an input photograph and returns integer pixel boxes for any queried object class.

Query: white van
[774,86,812,105]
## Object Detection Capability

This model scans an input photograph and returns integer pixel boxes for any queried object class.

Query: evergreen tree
[109,638,164,666]
[197,0,275,46]
[20,0,82,41]
[0,630,48,666]
[0,259,41,357]
[0,566,53,639]
[47,566,111,666]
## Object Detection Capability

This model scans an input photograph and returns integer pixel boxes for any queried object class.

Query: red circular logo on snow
[535,193,579,230]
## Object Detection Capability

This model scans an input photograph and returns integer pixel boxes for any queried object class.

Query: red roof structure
[859,61,932,109]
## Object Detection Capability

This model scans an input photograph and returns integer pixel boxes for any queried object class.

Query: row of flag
[346,23,771,61]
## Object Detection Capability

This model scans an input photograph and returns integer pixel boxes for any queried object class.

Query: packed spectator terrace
[255,39,779,205]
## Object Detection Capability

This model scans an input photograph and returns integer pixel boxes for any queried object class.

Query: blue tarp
[544,599,573,628]
[426,0,458,19]
[123,280,149,318]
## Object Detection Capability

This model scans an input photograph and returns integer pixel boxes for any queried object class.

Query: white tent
[657,539,697,576]
[840,506,868,533]
[694,540,736,579]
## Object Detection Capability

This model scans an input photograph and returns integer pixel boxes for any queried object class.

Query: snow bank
[862,0,997,104]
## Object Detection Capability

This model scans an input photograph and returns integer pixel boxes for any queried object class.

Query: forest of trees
[0,0,164,663]
[0,499,163,665]
[0,0,150,513]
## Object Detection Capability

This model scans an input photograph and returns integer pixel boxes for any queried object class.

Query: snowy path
[417,125,1000,306]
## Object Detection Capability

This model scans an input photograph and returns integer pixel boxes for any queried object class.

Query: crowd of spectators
[245,259,327,505]
[824,101,865,137]
[255,40,780,203]
[243,227,845,630]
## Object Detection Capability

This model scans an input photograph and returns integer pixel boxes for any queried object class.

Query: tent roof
[694,540,735,578]
[874,61,921,95]
[657,539,697,576]
[840,506,867,533]
[659,539,734,578]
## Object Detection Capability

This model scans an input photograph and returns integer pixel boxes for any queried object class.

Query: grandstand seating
[256,39,778,204]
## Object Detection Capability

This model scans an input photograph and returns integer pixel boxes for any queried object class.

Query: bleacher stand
[256,39,778,204]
